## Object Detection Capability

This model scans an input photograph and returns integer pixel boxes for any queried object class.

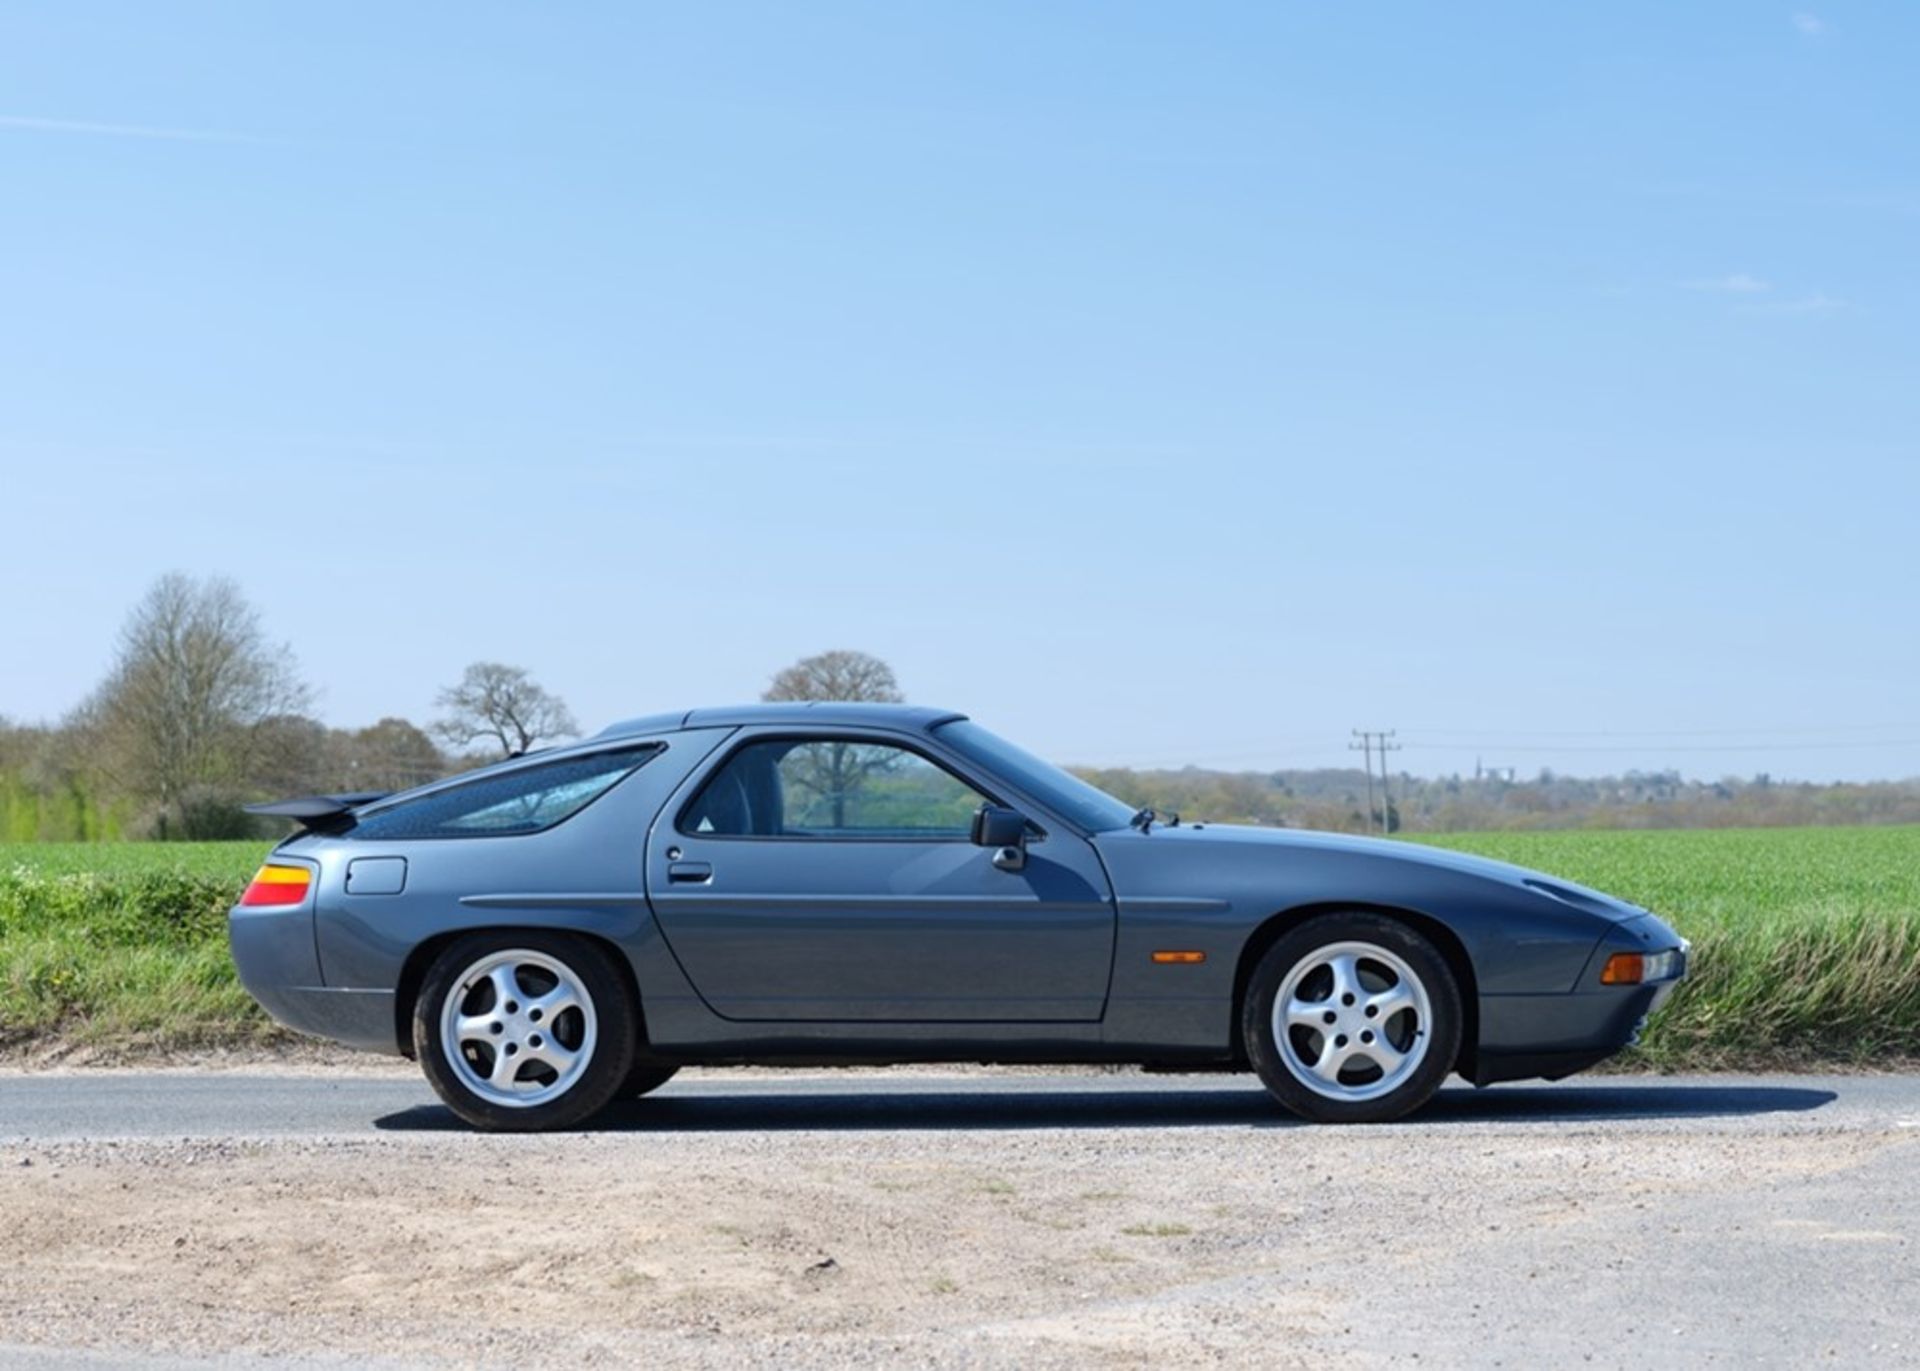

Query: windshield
[933,720,1137,834]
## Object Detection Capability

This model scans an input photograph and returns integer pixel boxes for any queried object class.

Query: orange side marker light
[1599,952,1646,985]
[1151,950,1207,964]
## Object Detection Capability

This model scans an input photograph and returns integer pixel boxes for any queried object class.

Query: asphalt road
[3,1067,1915,1139]
[2,1069,1917,1369]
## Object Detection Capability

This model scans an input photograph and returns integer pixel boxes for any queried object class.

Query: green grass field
[4,841,265,880]
[1415,827,1920,1068]
[3,829,1918,1066]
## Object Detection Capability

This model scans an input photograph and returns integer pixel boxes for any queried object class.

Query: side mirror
[970,803,1028,872]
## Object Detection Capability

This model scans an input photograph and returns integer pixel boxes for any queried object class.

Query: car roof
[594,702,968,739]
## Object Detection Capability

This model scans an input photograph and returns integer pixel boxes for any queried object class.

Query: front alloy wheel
[621,1061,681,1099]
[415,931,635,1132]
[1245,913,1461,1123]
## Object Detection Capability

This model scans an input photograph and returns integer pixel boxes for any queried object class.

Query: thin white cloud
[0,114,269,144]
[1684,273,1772,294]
[1753,292,1847,316]
[1792,12,1827,37]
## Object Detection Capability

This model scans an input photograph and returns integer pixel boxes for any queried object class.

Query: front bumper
[1471,912,1688,1086]
[229,905,402,1055]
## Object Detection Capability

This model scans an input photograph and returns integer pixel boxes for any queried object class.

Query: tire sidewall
[622,1061,681,1099]
[1244,912,1462,1124]
[414,930,636,1132]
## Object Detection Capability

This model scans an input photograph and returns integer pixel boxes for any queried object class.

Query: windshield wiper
[1130,807,1182,832]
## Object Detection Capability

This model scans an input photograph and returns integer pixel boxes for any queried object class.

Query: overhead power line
[1399,724,1920,740]
[1072,729,1920,773]
[1403,739,1920,756]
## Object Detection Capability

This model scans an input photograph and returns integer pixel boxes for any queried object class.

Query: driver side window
[683,738,986,838]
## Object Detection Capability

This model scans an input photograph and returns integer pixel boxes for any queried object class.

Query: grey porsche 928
[230,704,1686,1131]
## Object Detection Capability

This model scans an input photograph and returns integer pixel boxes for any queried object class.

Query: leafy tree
[333,717,449,791]
[761,651,904,824]
[763,649,903,704]
[779,740,903,829]
[84,573,312,835]
[247,713,332,798]
[433,662,578,759]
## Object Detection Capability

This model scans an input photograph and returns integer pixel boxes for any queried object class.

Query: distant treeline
[0,716,456,842]
[8,572,1917,840]
[10,721,1919,842]
[1071,765,1920,833]
[0,574,560,842]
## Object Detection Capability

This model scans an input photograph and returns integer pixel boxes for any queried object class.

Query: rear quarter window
[348,744,660,840]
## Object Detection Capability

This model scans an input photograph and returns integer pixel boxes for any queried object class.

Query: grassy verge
[4,829,1919,1067]
[0,842,279,1056]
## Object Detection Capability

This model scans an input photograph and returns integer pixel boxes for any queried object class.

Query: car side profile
[230,704,1686,1131]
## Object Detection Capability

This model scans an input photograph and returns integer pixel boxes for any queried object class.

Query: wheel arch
[1230,902,1480,1078]
[393,925,648,1059]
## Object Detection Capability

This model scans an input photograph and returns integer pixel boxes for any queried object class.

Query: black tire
[413,930,637,1133]
[1243,912,1462,1124]
[622,1061,681,1099]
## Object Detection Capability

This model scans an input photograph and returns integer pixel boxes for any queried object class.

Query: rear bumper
[229,905,402,1055]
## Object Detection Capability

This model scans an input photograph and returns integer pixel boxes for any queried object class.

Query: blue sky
[2,3,1915,780]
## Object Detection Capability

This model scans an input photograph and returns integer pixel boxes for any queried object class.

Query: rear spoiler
[245,792,389,835]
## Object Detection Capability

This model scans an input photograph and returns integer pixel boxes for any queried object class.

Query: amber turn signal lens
[1599,952,1646,985]
[1151,950,1206,964]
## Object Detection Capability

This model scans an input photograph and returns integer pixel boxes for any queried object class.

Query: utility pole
[1378,731,1401,833]
[1350,730,1377,834]
[1351,729,1399,834]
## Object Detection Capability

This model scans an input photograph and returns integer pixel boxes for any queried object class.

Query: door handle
[667,861,713,884]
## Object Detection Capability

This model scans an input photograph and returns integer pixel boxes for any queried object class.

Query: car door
[644,728,1117,1021]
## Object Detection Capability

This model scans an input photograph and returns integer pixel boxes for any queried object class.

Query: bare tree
[762,649,903,704]
[86,573,313,830]
[762,651,904,824]
[433,662,578,759]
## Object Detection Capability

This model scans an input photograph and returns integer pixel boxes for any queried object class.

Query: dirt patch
[0,1110,1907,1367]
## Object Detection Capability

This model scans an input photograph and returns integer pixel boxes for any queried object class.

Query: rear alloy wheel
[1244,913,1461,1123]
[415,931,635,1132]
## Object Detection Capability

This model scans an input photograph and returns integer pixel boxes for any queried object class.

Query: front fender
[1092,827,1618,1054]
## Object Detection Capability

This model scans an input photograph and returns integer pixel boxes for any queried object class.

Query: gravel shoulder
[0,1070,1915,1368]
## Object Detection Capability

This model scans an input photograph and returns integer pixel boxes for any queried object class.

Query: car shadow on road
[372,1081,1839,1133]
